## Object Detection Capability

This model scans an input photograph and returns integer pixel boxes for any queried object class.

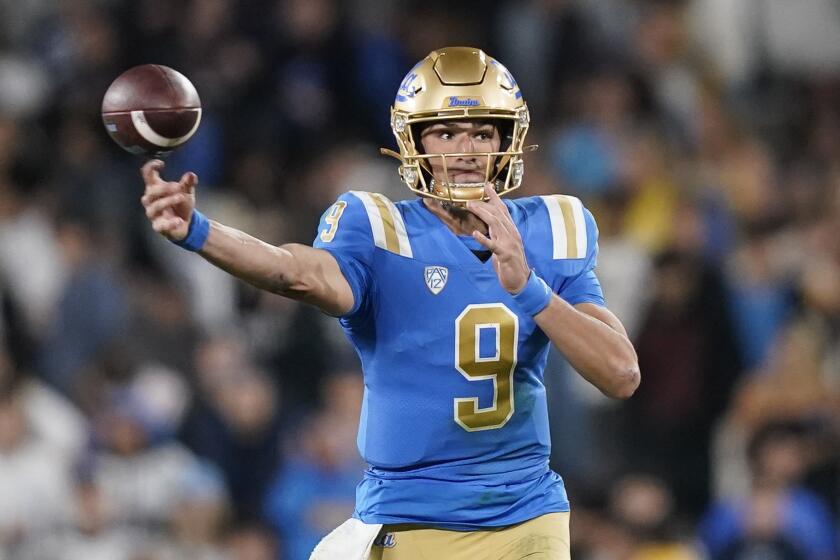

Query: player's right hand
[140,159,197,242]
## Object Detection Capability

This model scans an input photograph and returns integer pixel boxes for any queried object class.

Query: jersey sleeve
[312,192,375,319]
[527,195,606,307]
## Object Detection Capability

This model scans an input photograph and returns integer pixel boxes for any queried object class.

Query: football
[101,64,201,156]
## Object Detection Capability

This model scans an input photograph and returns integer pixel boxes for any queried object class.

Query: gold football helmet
[381,47,534,203]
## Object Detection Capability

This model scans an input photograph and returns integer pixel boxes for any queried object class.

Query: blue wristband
[511,271,553,316]
[172,209,210,252]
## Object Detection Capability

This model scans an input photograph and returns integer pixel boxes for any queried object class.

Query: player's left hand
[466,184,531,294]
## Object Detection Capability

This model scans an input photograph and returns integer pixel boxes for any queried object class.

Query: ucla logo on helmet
[396,62,423,102]
[373,533,396,548]
[490,60,518,88]
[489,60,522,99]
[425,266,448,295]
[447,96,481,107]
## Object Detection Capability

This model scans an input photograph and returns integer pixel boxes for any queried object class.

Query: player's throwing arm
[139,159,355,317]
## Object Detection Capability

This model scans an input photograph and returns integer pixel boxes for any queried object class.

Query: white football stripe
[540,195,587,259]
[540,195,568,259]
[351,192,388,251]
[131,109,202,148]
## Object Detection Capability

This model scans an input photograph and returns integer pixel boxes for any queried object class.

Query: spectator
[264,374,363,560]
[225,522,279,560]
[14,474,152,560]
[622,248,742,514]
[700,422,837,560]
[92,385,208,529]
[610,474,701,560]
[37,211,127,397]
[148,460,229,560]
[181,333,285,521]
[0,382,76,553]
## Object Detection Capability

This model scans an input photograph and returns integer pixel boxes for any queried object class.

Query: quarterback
[140,47,639,560]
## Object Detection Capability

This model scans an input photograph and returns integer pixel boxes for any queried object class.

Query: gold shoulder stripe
[540,195,587,259]
[557,196,578,259]
[350,191,413,257]
[370,193,400,253]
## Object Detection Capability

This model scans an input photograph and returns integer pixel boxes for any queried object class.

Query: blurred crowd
[0,0,838,559]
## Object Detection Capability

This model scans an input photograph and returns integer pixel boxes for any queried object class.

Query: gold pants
[369,512,571,560]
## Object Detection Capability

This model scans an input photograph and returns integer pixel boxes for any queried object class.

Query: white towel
[310,518,384,560]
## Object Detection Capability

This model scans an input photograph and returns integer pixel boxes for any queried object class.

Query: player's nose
[455,133,477,160]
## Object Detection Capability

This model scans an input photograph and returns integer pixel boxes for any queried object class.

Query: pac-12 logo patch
[373,533,396,548]
[425,266,448,295]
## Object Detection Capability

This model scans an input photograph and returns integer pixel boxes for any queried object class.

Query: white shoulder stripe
[541,195,567,259]
[350,191,413,257]
[351,192,387,249]
[539,195,587,259]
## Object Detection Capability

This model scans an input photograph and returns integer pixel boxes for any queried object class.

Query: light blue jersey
[313,192,604,530]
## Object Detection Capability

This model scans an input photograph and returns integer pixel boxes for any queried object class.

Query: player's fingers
[145,193,186,220]
[466,201,501,231]
[179,171,198,195]
[141,159,165,185]
[141,181,181,206]
[472,230,497,251]
[466,199,500,222]
[484,184,514,219]
[473,188,511,220]
[467,200,515,239]
[483,183,502,205]
[151,214,184,235]
[492,208,518,239]
[483,186,521,240]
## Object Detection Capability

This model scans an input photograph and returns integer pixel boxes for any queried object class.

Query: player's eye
[474,130,494,141]
[439,131,454,140]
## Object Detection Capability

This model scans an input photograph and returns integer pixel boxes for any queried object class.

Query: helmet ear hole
[410,124,427,155]
[497,121,514,152]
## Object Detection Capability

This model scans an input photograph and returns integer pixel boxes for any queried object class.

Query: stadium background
[0,0,839,558]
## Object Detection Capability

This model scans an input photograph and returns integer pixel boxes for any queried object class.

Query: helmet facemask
[381,47,536,204]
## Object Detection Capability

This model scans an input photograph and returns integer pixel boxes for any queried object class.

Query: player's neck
[423,198,488,237]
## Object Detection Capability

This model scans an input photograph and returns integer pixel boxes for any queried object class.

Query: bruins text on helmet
[381,47,535,204]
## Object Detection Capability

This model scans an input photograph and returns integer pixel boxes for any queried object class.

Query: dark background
[0,1,838,559]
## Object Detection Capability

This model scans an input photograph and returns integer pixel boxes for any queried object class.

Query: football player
[140,47,640,560]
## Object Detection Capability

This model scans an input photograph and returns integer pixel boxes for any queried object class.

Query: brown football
[101,64,201,156]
